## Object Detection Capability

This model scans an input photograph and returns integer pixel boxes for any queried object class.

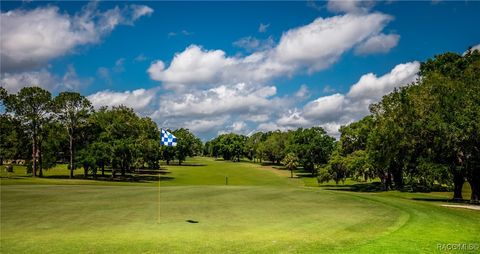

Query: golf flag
[161,129,177,146]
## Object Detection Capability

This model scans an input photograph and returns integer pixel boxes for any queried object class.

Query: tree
[287,127,335,176]
[245,132,265,162]
[0,114,30,165]
[54,92,93,178]
[319,144,348,185]
[172,128,202,165]
[282,152,299,178]
[3,87,53,177]
[262,131,287,164]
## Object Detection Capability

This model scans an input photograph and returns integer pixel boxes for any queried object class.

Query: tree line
[0,88,202,179]
[319,50,479,202]
[204,50,479,203]
[204,128,336,177]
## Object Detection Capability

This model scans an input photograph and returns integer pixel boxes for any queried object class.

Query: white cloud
[354,33,400,55]
[148,13,394,90]
[327,0,375,14]
[277,109,312,128]
[87,88,158,112]
[347,61,419,100]
[0,65,88,93]
[257,122,290,132]
[0,69,57,93]
[143,82,296,135]
[295,84,310,99]
[147,45,237,90]
[233,36,275,53]
[153,83,278,118]
[322,85,336,94]
[184,118,228,134]
[258,23,270,33]
[274,61,420,137]
[131,5,154,20]
[303,93,346,122]
[0,3,153,72]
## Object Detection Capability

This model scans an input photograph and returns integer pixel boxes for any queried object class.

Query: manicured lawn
[1,157,479,253]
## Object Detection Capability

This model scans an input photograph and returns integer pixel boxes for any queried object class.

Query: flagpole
[158,160,161,223]
[158,129,162,223]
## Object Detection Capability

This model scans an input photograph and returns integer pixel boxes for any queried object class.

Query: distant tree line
[204,128,336,177]
[0,88,202,179]
[319,50,479,203]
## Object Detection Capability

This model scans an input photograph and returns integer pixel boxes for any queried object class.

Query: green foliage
[209,133,247,161]
[3,87,54,176]
[362,49,480,198]
[281,152,299,178]
[287,127,335,175]
[261,131,287,164]
[54,92,93,177]
[171,128,202,165]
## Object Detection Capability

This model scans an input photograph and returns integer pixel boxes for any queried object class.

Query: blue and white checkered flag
[161,129,177,147]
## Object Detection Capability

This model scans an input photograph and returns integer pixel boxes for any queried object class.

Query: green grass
[1,157,479,253]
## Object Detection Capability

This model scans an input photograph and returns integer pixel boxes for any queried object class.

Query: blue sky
[1,1,479,139]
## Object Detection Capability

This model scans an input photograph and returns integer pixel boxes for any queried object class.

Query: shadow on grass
[323,182,385,192]
[34,169,175,183]
[162,163,207,167]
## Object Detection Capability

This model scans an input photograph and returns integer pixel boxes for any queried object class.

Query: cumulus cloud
[87,88,158,112]
[147,46,237,90]
[0,65,89,93]
[148,13,394,90]
[347,61,419,100]
[354,33,400,55]
[303,93,346,122]
[267,61,420,137]
[0,69,57,93]
[140,81,298,135]
[0,2,153,72]
[153,83,278,118]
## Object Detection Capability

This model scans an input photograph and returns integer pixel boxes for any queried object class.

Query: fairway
[1,158,479,253]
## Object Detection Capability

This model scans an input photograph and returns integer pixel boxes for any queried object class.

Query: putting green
[1,158,479,253]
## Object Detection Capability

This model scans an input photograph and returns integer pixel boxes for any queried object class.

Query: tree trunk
[291,168,293,178]
[38,144,43,177]
[32,136,37,177]
[69,133,74,179]
[468,177,479,204]
[84,164,88,178]
[101,163,105,176]
[393,170,403,189]
[386,172,393,191]
[453,171,464,201]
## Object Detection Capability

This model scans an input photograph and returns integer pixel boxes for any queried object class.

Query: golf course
[1,157,479,253]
